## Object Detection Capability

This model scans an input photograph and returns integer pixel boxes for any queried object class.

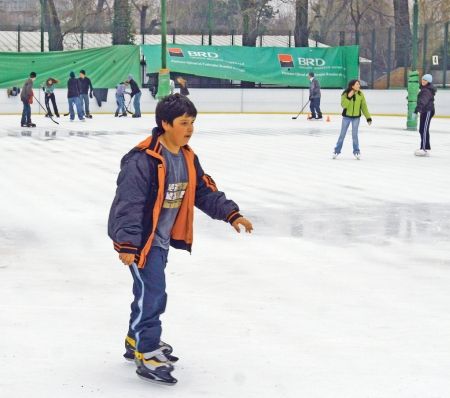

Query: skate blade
[137,371,177,385]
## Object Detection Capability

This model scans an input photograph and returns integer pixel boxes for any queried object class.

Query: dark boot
[27,122,36,127]
[122,112,127,117]
[114,111,119,117]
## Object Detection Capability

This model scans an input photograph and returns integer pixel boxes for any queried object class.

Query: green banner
[142,44,359,87]
[0,46,140,88]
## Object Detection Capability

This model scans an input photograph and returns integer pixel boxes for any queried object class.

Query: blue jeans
[310,97,322,119]
[79,93,90,115]
[116,94,125,114]
[128,246,168,353]
[334,117,361,154]
[68,96,84,120]
[133,92,141,116]
[21,100,31,125]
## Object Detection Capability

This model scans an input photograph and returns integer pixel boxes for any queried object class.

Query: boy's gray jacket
[309,78,321,99]
[108,128,243,268]
[20,78,33,101]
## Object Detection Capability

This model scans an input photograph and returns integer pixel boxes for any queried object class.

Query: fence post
[201,31,204,45]
[288,30,291,47]
[443,22,449,88]
[81,28,84,49]
[339,31,345,46]
[371,29,376,88]
[172,29,176,44]
[231,29,235,45]
[259,33,263,47]
[17,24,21,52]
[387,27,392,89]
[422,24,428,73]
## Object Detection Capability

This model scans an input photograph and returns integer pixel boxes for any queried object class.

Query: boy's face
[162,113,195,147]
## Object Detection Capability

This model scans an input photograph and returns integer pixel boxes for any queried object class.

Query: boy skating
[108,94,253,385]
[20,72,36,127]
[78,70,94,118]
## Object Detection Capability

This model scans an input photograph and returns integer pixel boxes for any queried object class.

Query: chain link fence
[1,23,449,89]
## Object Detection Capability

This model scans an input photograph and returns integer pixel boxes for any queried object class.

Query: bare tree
[112,0,135,44]
[44,0,64,51]
[294,0,308,47]
[349,0,372,45]
[393,0,411,67]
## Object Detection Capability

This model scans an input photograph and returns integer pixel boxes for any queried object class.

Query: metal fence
[1,23,449,89]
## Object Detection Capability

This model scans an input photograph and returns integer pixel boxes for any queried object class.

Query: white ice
[0,114,449,398]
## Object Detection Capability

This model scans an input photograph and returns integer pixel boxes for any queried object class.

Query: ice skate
[354,153,361,160]
[332,152,339,159]
[134,348,177,385]
[124,336,178,363]
[414,149,428,157]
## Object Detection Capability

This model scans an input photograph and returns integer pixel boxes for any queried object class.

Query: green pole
[157,0,170,99]
[407,0,419,130]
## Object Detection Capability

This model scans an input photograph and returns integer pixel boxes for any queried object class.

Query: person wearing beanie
[20,72,37,127]
[78,69,94,118]
[414,74,436,156]
[307,72,322,120]
[67,71,85,122]
[125,74,142,118]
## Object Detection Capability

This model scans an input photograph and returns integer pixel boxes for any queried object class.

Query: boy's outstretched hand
[119,253,135,266]
[232,217,253,234]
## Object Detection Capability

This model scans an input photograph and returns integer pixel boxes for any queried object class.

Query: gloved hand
[367,118,372,126]
[89,92,93,99]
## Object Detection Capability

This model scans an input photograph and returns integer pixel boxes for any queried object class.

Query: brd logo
[187,51,219,59]
[298,57,326,67]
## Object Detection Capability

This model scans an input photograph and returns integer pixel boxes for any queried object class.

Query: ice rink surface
[0,113,449,398]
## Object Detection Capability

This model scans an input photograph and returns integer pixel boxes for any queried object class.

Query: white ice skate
[414,149,429,157]
[354,153,361,160]
[332,153,339,159]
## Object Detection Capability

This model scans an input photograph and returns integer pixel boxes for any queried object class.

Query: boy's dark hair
[80,70,86,75]
[30,72,36,78]
[155,93,197,132]
[308,72,314,77]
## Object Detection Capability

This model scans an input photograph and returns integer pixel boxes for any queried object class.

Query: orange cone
[326,115,331,122]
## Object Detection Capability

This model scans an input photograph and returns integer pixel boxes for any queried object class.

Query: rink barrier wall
[1,89,450,117]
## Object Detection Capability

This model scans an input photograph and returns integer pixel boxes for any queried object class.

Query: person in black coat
[78,69,94,118]
[67,71,85,121]
[414,74,436,156]
[126,74,142,118]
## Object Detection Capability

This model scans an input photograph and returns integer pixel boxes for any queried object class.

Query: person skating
[108,94,253,385]
[414,74,436,157]
[333,79,372,160]
[307,72,322,120]
[67,71,85,122]
[78,70,94,118]
[43,77,60,118]
[126,74,142,118]
[20,72,36,127]
[115,82,127,117]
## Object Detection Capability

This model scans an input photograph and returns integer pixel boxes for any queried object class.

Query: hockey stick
[292,100,310,120]
[33,95,59,125]
[124,93,134,115]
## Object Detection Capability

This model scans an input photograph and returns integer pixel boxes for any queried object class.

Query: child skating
[414,74,436,157]
[108,94,253,385]
[333,79,372,159]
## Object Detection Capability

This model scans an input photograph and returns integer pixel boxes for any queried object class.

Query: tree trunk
[294,0,308,47]
[113,0,134,45]
[393,0,411,67]
[140,5,148,34]
[45,0,64,51]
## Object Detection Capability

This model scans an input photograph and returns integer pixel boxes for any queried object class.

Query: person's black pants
[45,93,59,116]
[419,110,434,150]
[310,97,322,119]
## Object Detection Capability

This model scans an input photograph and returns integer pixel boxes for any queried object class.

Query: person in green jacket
[333,79,372,159]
